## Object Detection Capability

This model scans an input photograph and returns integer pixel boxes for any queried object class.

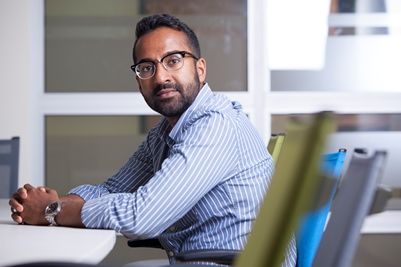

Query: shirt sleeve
[79,112,240,239]
[68,136,155,201]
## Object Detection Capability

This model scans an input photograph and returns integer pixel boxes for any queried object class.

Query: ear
[196,58,207,84]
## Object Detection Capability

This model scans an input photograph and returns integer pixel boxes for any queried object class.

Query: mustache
[153,83,181,95]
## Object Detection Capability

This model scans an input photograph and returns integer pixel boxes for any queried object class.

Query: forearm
[56,194,85,228]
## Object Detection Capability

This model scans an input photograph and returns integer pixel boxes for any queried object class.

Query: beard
[145,73,201,118]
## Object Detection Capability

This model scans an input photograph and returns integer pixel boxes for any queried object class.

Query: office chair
[312,149,387,267]
[267,133,286,164]
[296,148,347,267]
[0,137,20,198]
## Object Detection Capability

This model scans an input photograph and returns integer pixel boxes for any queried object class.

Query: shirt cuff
[68,184,110,202]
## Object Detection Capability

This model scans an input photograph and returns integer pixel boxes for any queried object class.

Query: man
[9,14,296,266]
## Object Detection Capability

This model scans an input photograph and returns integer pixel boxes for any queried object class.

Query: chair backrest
[312,150,387,267]
[0,137,20,198]
[267,133,286,164]
[296,148,347,267]
[235,112,335,267]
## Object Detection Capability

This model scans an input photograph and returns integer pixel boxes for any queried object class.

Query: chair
[296,148,347,267]
[312,149,387,267]
[126,132,288,252]
[267,133,286,164]
[0,137,19,198]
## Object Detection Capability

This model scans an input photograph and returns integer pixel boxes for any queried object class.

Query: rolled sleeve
[68,184,110,202]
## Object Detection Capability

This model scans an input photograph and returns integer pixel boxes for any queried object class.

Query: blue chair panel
[296,149,347,267]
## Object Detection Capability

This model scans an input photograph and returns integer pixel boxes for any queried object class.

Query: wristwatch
[44,200,62,226]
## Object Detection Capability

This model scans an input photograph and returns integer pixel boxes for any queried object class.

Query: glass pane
[45,115,160,194]
[271,0,401,92]
[45,0,247,92]
[271,113,401,133]
[271,113,401,187]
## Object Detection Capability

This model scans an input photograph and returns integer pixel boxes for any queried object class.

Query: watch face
[46,201,61,215]
[45,200,62,226]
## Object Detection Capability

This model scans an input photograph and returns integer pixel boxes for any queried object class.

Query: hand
[9,184,59,225]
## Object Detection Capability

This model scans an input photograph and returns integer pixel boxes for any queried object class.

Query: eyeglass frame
[131,51,199,80]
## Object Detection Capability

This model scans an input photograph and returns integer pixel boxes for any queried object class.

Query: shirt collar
[165,83,212,142]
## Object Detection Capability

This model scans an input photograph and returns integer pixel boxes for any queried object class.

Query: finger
[40,186,58,196]
[23,184,35,191]
[38,186,47,193]
[9,198,24,212]
[38,186,54,193]
[17,187,28,199]
[11,213,23,224]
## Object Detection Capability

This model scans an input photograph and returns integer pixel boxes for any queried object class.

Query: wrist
[44,200,62,226]
[54,195,86,228]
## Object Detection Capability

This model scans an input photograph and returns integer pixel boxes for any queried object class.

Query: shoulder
[186,94,240,132]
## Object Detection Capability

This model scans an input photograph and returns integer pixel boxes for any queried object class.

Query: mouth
[156,88,178,99]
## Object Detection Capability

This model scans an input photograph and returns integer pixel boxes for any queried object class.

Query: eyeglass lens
[134,52,191,79]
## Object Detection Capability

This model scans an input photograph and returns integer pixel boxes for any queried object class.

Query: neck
[166,116,179,127]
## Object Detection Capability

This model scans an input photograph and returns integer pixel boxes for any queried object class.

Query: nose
[153,62,172,83]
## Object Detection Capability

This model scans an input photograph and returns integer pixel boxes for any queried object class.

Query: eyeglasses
[131,51,199,80]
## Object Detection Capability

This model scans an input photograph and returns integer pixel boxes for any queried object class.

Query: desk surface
[362,210,401,234]
[0,199,116,267]
[362,199,401,234]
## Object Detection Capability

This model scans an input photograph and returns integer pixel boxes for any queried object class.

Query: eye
[138,63,154,73]
[164,54,182,67]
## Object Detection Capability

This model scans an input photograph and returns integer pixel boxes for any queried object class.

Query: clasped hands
[9,184,60,225]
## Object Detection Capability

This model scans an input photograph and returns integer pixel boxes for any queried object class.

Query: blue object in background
[296,149,347,267]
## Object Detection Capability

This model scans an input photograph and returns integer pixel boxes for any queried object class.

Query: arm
[9,133,156,226]
[80,113,239,238]
[69,134,156,201]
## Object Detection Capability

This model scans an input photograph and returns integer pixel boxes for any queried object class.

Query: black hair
[133,14,201,62]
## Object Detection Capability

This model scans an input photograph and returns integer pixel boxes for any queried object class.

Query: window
[271,0,401,92]
[45,0,247,92]
[43,0,252,189]
[45,115,160,193]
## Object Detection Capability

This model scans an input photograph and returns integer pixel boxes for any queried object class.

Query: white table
[361,210,401,234]
[361,199,401,234]
[0,199,116,267]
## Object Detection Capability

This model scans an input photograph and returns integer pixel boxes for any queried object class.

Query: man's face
[134,27,206,121]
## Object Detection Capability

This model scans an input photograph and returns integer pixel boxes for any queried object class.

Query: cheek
[180,65,198,83]
[138,80,152,93]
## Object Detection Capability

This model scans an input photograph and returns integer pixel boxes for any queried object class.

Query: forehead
[135,27,191,60]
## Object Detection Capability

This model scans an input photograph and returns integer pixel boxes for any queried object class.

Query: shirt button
[168,251,174,257]
[169,226,176,232]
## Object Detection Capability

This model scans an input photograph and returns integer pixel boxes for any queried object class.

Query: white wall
[271,36,401,92]
[0,0,43,186]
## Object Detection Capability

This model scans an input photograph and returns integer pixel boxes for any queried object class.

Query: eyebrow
[136,50,185,65]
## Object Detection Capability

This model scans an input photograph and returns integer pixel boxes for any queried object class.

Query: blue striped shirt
[69,84,296,266]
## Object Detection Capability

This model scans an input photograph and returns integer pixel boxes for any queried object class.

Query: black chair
[312,149,388,267]
[0,137,19,198]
